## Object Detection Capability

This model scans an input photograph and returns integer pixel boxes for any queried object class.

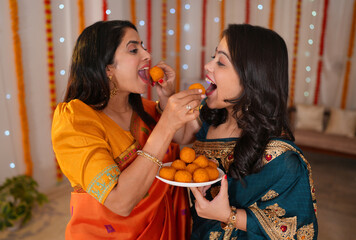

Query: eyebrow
[126,40,143,47]
[215,47,231,61]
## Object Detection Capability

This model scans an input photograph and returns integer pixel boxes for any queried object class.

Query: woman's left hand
[154,61,176,110]
[190,175,231,223]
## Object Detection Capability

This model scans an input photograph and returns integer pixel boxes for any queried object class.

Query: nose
[204,60,213,73]
[142,49,151,62]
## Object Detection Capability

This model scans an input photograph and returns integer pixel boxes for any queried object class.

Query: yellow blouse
[52,99,138,204]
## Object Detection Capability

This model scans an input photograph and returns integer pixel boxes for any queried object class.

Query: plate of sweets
[156,147,225,187]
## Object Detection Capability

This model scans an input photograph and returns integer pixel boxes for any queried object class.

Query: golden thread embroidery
[193,140,235,171]
[114,141,140,169]
[264,140,317,203]
[249,202,297,240]
[297,223,314,240]
[209,231,222,240]
[261,190,280,201]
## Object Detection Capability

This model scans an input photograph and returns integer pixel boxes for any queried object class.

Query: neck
[105,93,132,114]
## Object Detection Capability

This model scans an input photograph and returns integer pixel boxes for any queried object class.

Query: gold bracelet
[221,206,238,231]
[155,101,163,114]
[137,150,163,167]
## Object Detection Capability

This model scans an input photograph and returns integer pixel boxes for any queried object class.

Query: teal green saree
[191,122,318,240]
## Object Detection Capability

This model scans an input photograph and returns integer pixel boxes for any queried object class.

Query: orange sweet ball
[186,163,199,174]
[159,167,176,181]
[193,168,210,183]
[174,170,193,183]
[180,147,196,163]
[188,83,206,94]
[193,155,209,168]
[205,167,220,181]
[208,160,218,169]
[171,159,186,170]
[149,66,164,82]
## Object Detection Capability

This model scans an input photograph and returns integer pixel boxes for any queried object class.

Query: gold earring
[109,76,118,97]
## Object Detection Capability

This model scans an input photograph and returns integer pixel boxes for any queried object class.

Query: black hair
[201,24,294,180]
[64,20,156,128]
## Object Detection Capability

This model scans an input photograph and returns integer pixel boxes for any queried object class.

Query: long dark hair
[201,24,294,180]
[64,20,156,128]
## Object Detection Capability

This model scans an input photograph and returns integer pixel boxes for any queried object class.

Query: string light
[308,39,313,45]
[258,4,263,10]
[170,8,176,14]
[305,51,310,57]
[168,29,174,35]
[312,11,317,16]
[10,163,15,168]
[60,70,66,75]
[139,20,145,26]
[184,4,190,10]
[214,17,220,23]
[304,91,310,97]
[310,24,315,30]
[59,4,64,9]
[306,77,311,83]
[6,94,11,99]
[59,37,65,43]
[306,66,311,72]
[182,64,188,70]
[106,9,111,15]
[184,23,190,31]
[185,44,191,50]
[4,130,10,136]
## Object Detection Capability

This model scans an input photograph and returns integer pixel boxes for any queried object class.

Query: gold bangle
[155,101,163,114]
[137,150,163,167]
[221,206,238,231]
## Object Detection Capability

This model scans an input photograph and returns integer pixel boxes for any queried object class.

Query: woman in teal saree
[189,24,318,240]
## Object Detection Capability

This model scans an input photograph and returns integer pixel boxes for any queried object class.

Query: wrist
[221,206,238,231]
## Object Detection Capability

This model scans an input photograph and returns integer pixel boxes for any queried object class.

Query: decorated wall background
[1,0,355,191]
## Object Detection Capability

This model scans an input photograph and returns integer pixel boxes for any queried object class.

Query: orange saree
[52,99,191,240]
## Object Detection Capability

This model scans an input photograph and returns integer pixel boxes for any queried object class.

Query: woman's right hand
[160,88,205,132]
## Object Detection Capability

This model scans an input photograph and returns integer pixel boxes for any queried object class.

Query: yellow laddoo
[149,66,164,82]
[186,163,199,174]
[193,168,210,183]
[205,167,220,181]
[208,160,218,169]
[159,167,176,181]
[193,155,209,168]
[171,159,186,170]
[180,147,196,164]
[188,83,206,95]
[174,170,192,183]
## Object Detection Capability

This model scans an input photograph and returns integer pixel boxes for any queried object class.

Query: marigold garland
[78,0,85,34]
[313,0,329,105]
[341,0,356,109]
[220,0,225,36]
[162,0,167,60]
[289,0,302,107]
[245,0,250,24]
[147,0,152,100]
[103,0,108,21]
[9,0,33,176]
[131,0,136,26]
[44,0,63,182]
[268,0,276,30]
[200,0,207,80]
[175,0,181,92]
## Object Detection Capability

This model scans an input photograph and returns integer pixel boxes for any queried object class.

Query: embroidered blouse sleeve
[52,100,120,204]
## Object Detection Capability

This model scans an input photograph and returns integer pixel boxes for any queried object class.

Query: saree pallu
[190,122,317,240]
[52,99,190,240]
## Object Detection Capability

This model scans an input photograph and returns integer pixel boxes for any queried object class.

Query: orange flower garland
[147,0,152,100]
[341,0,356,109]
[268,0,276,30]
[175,0,181,92]
[131,0,136,26]
[9,0,33,176]
[245,0,250,24]
[103,0,108,21]
[220,0,225,36]
[201,0,207,80]
[162,0,167,61]
[44,0,63,182]
[78,0,85,34]
[289,0,302,107]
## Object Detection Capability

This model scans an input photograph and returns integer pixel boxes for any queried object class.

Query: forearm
[172,119,200,145]
[104,119,175,216]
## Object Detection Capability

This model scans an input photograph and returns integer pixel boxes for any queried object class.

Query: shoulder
[263,139,303,168]
[54,99,98,120]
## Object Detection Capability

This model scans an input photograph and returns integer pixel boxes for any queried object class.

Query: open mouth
[138,67,153,85]
[205,77,217,96]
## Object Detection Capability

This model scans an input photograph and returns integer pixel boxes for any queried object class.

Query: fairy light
[308,39,313,45]
[305,51,310,57]
[182,64,188,70]
[185,4,190,10]
[59,4,64,9]
[304,91,310,97]
[4,130,10,136]
[184,23,190,31]
[10,163,15,168]
[106,9,111,15]
[310,24,315,30]
[312,11,317,16]
[258,4,263,10]
[60,70,66,75]
[214,17,220,23]
[168,29,174,35]
[59,37,65,43]
[6,94,11,99]
[170,8,176,14]
[139,20,145,26]
[306,66,311,72]
[185,44,191,50]
[306,77,311,83]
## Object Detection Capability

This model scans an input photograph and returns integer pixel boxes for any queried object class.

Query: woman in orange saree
[52,20,204,240]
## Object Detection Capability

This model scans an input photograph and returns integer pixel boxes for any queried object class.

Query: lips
[138,66,151,85]
[205,76,217,96]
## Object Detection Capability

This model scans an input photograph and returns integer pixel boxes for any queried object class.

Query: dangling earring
[109,76,118,97]
[244,103,250,112]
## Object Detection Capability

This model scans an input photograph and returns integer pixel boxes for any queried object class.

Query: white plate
[156,162,225,187]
